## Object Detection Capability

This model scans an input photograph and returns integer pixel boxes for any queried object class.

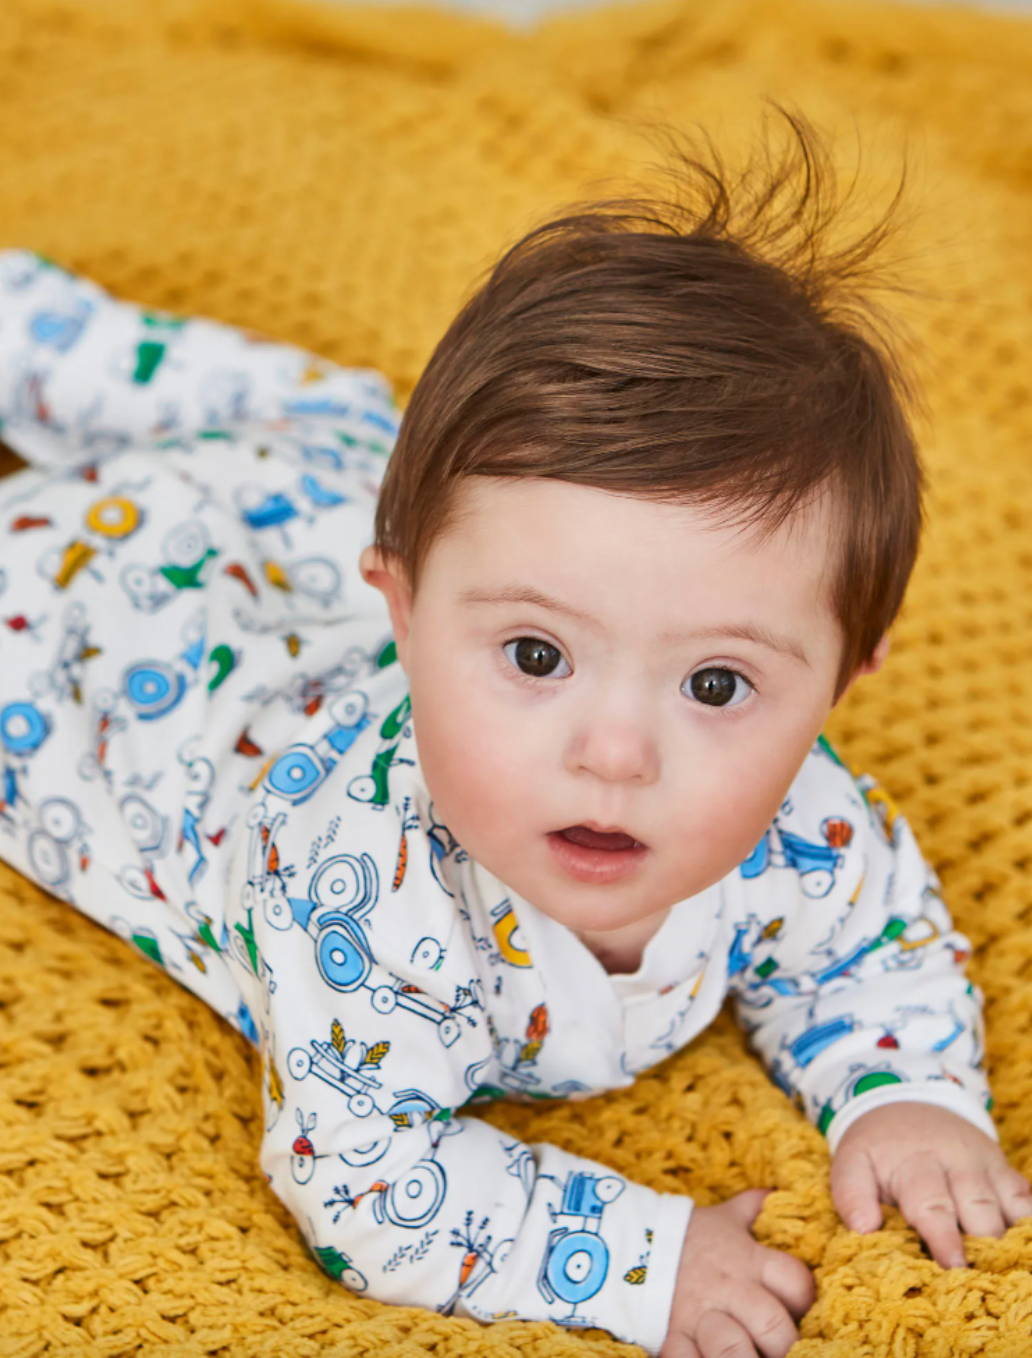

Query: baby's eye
[503,637,572,680]
[683,666,753,708]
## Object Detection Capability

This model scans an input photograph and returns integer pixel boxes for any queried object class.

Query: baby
[0,134,1030,1358]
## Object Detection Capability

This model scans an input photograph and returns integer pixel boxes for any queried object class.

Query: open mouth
[556,825,644,852]
[547,824,648,884]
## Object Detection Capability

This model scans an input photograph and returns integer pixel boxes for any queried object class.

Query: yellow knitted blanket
[1,0,1031,1353]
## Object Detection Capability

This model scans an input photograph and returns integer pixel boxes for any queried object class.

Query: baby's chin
[528,893,672,937]
[505,851,709,936]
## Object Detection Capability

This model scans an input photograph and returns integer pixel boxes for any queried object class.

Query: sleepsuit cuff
[822,1076,999,1155]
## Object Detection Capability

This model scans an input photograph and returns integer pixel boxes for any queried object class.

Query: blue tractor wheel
[0,701,49,755]
[316,920,370,992]
[265,745,327,803]
[124,661,184,720]
[543,1231,609,1305]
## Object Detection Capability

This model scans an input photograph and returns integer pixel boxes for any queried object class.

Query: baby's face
[362,477,874,951]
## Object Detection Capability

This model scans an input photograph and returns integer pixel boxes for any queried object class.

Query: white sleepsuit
[0,251,997,1354]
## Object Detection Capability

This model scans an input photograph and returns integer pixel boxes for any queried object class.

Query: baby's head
[360,121,921,959]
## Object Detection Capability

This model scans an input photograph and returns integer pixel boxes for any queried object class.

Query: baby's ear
[838,634,891,701]
[359,546,414,668]
[858,633,891,677]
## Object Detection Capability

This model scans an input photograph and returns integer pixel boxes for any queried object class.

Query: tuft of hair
[374,108,923,695]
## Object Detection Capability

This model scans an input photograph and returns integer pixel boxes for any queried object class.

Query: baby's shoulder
[735,734,876,908]
[786,734,872,822]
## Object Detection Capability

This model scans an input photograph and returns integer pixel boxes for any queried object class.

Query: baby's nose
[564,716,660,785]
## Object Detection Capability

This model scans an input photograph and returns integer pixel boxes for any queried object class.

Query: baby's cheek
[668,762,790,890]
[411,679,534,847]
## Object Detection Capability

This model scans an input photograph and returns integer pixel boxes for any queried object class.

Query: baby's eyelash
[682,665,757,710]
[501,636,572,683]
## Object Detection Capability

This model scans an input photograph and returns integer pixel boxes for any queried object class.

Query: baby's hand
[661,1188,815,1358]
[830,1101,1032,1269]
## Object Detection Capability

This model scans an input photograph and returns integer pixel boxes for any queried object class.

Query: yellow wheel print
[86,496,140,539]
[492,906,532,968]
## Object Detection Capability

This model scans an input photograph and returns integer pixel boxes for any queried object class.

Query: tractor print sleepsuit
[0,252,996,1355]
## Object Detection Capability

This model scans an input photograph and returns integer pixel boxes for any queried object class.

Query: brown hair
[373,112,923,695]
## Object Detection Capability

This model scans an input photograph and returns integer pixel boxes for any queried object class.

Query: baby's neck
[574,906,672,976]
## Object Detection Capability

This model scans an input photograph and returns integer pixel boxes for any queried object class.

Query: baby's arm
[0,250,397,468]
[727,755,993,1146]
[729,749,1031,1264]
[224,810,690,1352]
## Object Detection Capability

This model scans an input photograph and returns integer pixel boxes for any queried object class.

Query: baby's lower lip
[546,829,648,885]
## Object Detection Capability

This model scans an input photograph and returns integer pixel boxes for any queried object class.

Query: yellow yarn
[1,0,1031,1353]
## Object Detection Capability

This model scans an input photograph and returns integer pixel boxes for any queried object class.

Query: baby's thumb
[726,1186,774,1230]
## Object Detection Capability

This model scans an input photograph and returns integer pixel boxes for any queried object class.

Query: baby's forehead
[444,474,837,567]
[433,475,840,624]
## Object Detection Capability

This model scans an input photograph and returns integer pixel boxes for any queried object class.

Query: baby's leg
[0,249,398,650]
[0,449,259,1026]
[0,249,398,471]
[0,257,399,1039]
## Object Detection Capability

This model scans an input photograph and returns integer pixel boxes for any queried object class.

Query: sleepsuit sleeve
[727,738,996,1155]
[222,696,691,1354]
[0,249,398,468]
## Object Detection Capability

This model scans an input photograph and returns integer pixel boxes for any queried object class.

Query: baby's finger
[726,1281,801,1358]
[756,1244,816,1318]
[989,1165,1032,1226]
[948,1167,1006,1240]
[892,1156,967,1270]
[830,1142,883,1233]
[696,1308,760,1358]
[658,1327,702,1358]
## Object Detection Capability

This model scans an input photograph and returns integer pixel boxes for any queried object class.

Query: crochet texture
[0,0,1031,1353]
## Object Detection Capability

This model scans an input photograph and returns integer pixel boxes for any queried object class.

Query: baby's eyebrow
[699,622,810,666]
[459,585,596,627]
[458,586,810,665]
